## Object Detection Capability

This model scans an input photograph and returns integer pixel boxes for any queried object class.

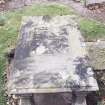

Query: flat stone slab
[86,0,105,5]
[8,16,98,94]
[87,41,105,70]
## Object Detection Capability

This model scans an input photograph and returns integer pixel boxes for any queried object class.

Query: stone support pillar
[18,95,32,105]
[72,92,87,105]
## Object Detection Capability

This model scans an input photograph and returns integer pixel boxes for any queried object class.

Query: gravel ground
[0,0,105,23]
[67,1,105,23]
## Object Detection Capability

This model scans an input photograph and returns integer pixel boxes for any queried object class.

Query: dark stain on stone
[42,15,52,22]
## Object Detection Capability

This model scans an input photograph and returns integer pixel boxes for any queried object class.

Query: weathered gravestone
[86,0,105,7]
[8,16,99,105]
[86,0,105,5]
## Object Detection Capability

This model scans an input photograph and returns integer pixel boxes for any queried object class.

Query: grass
[79,18,105,41]
[0,3,105,105]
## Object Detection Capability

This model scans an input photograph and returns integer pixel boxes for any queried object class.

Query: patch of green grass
[0,4,72,105]
[0,58,6,105]
[79,18,105,41]
[0,15,6,26]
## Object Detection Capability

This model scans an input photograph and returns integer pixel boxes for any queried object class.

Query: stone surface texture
[8,16,98,94]
[87,41,105,70]
[86,0,105,5]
